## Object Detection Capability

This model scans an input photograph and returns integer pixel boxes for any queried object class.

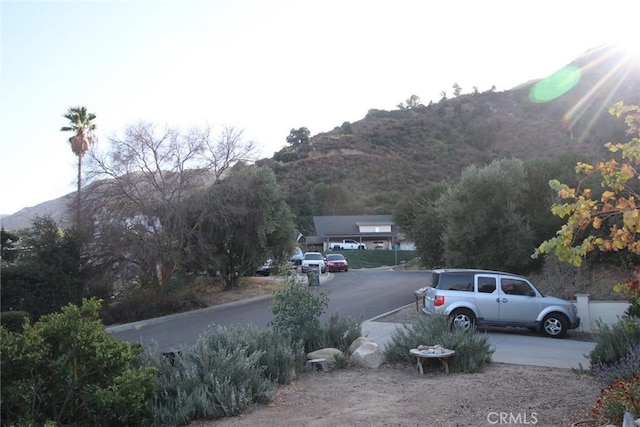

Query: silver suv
[422,269,580,338]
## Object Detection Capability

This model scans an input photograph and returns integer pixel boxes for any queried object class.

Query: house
[309,215,414,251]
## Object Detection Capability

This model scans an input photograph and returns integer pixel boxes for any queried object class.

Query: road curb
[106,273,335,333]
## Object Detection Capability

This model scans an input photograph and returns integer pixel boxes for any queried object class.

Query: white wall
[575,294,630,332]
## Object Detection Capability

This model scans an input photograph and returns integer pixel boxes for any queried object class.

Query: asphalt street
[108,269,596,369]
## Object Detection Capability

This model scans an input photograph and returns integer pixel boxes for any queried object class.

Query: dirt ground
[191,363,601,427]
[187,294,602,427]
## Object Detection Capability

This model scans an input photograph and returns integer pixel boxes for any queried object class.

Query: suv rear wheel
[542,313,568,338]
[450,309,476,332]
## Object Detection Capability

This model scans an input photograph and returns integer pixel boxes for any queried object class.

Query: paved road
[110,268,429,352]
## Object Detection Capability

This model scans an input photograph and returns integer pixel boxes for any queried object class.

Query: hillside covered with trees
[259,44,639,236]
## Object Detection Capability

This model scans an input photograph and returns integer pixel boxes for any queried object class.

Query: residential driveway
[362,316,596,369]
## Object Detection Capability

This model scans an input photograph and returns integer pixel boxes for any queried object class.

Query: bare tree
[84,122,257,287]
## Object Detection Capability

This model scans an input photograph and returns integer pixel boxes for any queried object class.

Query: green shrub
[0,311,31,333]
[0,264,76,319]
[589,318,640,365]
[315,313,362,353]
[206,325,305,384]
[145,327,277,426]
[1,298,156,426]
[269,276,329,353]
[591,375,640,424]
[384,315,494,373]
[333,352,349,369]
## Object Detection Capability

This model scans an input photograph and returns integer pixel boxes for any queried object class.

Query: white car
[301,252,326,274]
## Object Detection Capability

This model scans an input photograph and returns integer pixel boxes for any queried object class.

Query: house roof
[313,215,395,237]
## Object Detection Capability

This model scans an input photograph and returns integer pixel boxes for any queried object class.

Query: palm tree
[61,106,97,227]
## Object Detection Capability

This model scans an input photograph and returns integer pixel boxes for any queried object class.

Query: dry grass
[191,275,291,306]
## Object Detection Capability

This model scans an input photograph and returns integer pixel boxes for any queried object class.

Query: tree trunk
[76,154,82,228]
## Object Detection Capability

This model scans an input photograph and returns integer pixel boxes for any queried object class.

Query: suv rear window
[433,272,474,292]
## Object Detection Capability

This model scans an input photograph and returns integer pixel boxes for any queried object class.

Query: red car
[325,253,348,272]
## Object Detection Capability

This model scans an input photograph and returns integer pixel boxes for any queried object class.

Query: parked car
[325,253,348,272]
[256,259,275,276]
[290,247,304,266]
[422,269,580,338]
[301,252,327,274]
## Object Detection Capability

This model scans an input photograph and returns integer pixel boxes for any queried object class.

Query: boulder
[350,342,385,369]
[348,336,374,354]
[307,348,343,364]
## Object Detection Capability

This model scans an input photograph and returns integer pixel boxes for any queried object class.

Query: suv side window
[477,276,497,293]
[500,278,535,296]
[436,272,474,292]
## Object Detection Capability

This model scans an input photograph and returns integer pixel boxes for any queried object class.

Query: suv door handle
[496,298,508,303]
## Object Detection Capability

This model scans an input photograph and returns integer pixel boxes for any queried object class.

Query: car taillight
[434,295,445,307]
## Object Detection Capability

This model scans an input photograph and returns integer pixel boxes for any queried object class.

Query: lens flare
[529,66,582,103]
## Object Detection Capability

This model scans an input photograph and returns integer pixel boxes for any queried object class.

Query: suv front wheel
[542,313,568,338]
[450,309,476,332]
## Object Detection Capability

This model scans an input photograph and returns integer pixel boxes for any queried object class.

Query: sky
[1,0,638,216]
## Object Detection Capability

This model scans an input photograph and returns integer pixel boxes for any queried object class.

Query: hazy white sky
[1,0,638,215]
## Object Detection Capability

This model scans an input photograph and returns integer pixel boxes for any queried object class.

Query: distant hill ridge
[258,44,640,232]
[4,44,639,232]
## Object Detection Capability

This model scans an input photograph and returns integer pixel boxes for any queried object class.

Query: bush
[269,276,329,353]
[315,313,362,353]
[208,325,306,385]
[384,315,494,373]
[1,298,156,426]
[145,326,278,426]
[589,318,640,366]
[591,375,640,424]
[0,310,31,333]
[0,264,76,319]
[591,341,640,386]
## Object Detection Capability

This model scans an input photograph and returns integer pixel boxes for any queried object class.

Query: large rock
[307,348,343,365]
[350,342,385,369]
[348,336,374,354]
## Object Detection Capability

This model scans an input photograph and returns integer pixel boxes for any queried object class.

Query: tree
[60,106,97,227]
[286,127,310,145]
[394,182,448,268]
[397,94,423,110]
[452,83,462,97]
[190,165,295,290]
[534,102,640,308]
[1,216,83,317]
[85,122,257,287]
[311,182,360,216]
[1,227,19,263]
[437,158,535,272]
[523,152,592,250]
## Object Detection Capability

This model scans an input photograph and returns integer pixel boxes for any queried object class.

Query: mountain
[1,194,73,231]
[257,44,640,233]
[3,45,638,233]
